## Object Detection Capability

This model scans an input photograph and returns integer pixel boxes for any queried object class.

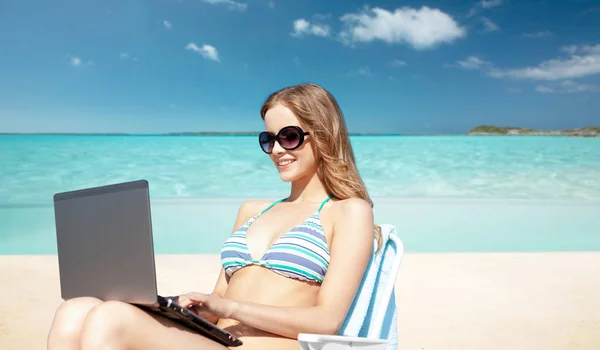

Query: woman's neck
[287,171,329,203]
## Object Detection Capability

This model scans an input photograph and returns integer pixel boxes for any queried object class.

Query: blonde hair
[260,83,383,251]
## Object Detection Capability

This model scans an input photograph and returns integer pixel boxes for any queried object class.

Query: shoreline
[2,197,600,255]
[2,252,599,350]
[2,195,600,206]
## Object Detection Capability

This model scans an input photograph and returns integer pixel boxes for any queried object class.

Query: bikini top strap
[258,197,287,216]
[259,195,331,216]
[317,195,333,213]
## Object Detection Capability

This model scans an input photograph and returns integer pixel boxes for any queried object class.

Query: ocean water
[1,134,599,254]
[2,134,600,203]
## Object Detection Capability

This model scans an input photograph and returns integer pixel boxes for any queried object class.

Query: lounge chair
[298,224,404,350]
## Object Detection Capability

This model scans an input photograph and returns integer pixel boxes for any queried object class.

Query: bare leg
[47,297,103,350]
[79,301,228,350]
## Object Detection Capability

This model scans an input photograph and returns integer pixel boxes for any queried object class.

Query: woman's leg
[79,300,228,350]
[47,297,103,350]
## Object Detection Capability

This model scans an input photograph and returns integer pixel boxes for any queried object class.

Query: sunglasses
[258,126,310,154]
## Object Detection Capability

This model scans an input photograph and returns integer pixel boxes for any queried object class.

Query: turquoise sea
[1,134,599,254]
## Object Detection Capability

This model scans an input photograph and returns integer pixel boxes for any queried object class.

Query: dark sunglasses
[258,126,310,154]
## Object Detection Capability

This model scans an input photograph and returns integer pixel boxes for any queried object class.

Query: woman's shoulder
[240,199,274,212]
[236,199,277,220]
[325,198,375,253]
[325,197,374,235]
[328,197,373,217]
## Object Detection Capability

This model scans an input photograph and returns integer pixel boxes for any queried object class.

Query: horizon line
[1,125,598,136]
[0,131,461,136]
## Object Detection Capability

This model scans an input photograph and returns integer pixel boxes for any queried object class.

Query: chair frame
[367,233,404,339]
[298,231,404,349]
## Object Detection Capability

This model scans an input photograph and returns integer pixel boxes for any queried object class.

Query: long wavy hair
[260,83,383,251]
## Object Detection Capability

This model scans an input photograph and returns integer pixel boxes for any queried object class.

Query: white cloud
[535,86,554,93]
[457,56,490,70]
[582,7,600,16]
[480,17,499,32]
[313,13,332,21]
[185,43,220,62]
[202,0,247,12]
[347,66,373,77]
[69,57,81,66]
[357,66,372,76]
[339,6,466,50]
[291,18,331,37]
[524,30,552,38]
[536,80,600,94]
[120,53,137,62]
[480,0,503,9]
[391,59,407,67]
[560,80,600,92]
[576,44,600,55]
[163,20,172,29]
[293,19,309,33]
[68,56,93,66]
[489,43,600,80]
[468,0,502,17]
[267,1,275,9]
[311,24,330,37]
[561,45,579,55]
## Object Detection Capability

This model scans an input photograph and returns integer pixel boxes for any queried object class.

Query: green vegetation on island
[469,125,600,137]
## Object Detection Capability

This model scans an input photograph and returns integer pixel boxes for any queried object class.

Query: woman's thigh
[80,300,229,350]
[49,297,103,334]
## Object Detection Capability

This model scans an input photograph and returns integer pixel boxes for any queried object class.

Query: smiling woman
[258,83,383,248]
[46,83,380,350]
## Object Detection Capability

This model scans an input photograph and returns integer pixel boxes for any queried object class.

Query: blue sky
[0,0,599,134]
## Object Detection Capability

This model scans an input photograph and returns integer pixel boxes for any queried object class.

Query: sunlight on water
[1,135,599,204]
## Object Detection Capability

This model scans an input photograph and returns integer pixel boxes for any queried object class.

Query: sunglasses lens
[279,127,301,149]
[258,132,273,153]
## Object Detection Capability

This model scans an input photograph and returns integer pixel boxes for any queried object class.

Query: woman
[47,83,382,350]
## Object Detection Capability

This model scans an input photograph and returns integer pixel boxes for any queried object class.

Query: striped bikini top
[220,196,332,284]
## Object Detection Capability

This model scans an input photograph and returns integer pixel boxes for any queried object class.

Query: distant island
[469,125,600,137]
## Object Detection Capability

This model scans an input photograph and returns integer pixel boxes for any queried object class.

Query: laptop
[53,179,242,347]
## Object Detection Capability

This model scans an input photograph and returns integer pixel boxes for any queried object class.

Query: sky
[0,0,599,134]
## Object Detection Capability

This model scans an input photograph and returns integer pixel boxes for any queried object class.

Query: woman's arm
[186,198,375,338]
[178,200,272,323]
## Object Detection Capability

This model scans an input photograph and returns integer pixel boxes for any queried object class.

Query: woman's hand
[177,293,238,320]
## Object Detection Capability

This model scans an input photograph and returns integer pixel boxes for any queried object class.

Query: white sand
[1,253,599,350]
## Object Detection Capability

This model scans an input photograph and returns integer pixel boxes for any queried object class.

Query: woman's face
[262,103,318,183]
